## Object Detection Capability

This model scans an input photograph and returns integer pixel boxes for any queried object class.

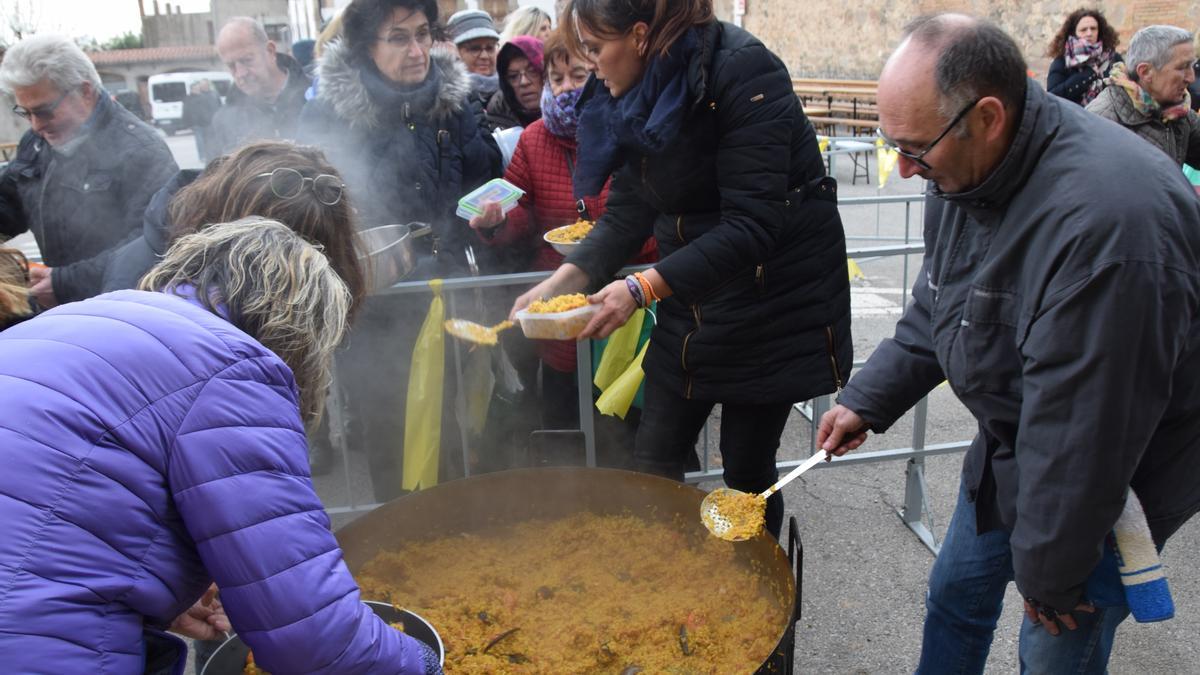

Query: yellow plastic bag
[876,138,899,188]
[593,309,645,392]
[595,341,650,419]
[402,279,445,492]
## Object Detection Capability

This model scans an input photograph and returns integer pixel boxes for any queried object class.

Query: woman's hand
[468,201,505,231]
[169,584,230,641]
[578,279,638,340]
[510,263,590,319]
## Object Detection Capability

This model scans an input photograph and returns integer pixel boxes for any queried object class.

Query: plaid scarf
[1065,36,1114,106]
[1108,62,1193,123]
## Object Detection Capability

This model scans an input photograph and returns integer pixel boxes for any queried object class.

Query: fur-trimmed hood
[316,39,473,130]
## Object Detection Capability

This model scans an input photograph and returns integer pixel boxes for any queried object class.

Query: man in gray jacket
[0,35,177,307]
[820,15,1200,672]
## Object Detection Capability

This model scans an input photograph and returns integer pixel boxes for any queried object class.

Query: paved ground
[19,131,1193,673]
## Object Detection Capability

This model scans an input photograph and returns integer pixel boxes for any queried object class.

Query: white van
[147,71,233,135]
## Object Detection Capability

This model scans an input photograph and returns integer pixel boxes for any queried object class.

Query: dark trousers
[634,378,793,538]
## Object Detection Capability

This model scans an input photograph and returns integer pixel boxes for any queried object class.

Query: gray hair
[501,5,552,42]
[219,16,270,46]
[902,14,1028,125]
[0,34,102,95]
[140,218,351,422]
[1126,25,1194,81]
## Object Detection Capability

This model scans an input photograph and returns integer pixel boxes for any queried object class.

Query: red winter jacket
[480,119,656,371]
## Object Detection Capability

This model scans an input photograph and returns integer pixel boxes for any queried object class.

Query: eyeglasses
[376,28,434,52]
[255,168,345,206]
[13,88,72,122]
[876,98,981,171]
[506,68,542,86]
[461,42,497,57]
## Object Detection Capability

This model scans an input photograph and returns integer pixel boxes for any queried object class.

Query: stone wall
[720,0,1200,80]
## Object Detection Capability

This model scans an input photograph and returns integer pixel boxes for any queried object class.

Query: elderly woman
[0,219,439,674]
[300,0,500,501]
[485,35,544,131]
[514,0,851,538]
[1087,25,1200,168]
[1046,8,1123,106]
[299,0,497,251]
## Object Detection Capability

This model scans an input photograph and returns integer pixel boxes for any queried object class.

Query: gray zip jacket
[839,82,1200,610]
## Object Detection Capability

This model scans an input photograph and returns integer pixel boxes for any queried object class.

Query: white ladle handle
[762,450,829,498]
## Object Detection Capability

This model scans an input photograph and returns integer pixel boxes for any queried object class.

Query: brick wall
[721,0,1199,80]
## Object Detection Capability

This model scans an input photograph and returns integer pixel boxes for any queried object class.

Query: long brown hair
[168,140,365,317]
[1046,8,1120,58]
[563,0,713,60]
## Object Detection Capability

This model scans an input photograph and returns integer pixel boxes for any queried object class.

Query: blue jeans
[916,482,1130,675]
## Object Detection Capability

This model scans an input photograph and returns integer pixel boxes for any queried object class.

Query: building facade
[721,0,1200,79]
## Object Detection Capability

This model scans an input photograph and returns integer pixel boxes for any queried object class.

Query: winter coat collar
[316,39,471,131]
[934,80,1057,217]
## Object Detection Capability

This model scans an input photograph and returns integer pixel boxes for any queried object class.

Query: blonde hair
[501,5,551,42]
[140,218,351,422]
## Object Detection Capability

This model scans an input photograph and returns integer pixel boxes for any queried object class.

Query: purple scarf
[540,84,582,140]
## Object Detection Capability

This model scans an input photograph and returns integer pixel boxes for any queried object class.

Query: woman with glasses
[1046,8,1123,107]
[299,0,499,504]
[512,0,852,539]
[485,35,545,131]
[299,0,497,246]
[0,219,440,674]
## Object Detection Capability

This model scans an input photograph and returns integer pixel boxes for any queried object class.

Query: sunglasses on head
[255,168,345,206]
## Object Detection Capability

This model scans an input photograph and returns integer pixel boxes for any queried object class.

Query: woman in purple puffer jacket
[0,219,438,674]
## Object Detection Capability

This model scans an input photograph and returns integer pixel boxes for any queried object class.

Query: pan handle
[406,222,433,239]
[788,515,802,619]
[786,515,802,674]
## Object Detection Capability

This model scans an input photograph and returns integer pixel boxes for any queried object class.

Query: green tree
[101,31,142,50]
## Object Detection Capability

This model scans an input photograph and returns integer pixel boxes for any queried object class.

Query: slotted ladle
[701,450,831,541]
[443,319,515,346]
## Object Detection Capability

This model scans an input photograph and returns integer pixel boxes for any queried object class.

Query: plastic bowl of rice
[515,293,599,340]
[543,220,593,256]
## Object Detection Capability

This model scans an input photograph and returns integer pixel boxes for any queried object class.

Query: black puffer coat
[0,94,177,303]
[566,21,852,404]
[298,41,499,264]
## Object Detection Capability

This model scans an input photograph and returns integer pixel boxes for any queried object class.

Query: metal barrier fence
[320,192,969,554]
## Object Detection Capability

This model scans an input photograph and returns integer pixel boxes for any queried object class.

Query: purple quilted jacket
[0,290,426,674]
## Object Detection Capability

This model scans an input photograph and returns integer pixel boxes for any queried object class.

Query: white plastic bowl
[543,223,589,256]
[515,303,599,340]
